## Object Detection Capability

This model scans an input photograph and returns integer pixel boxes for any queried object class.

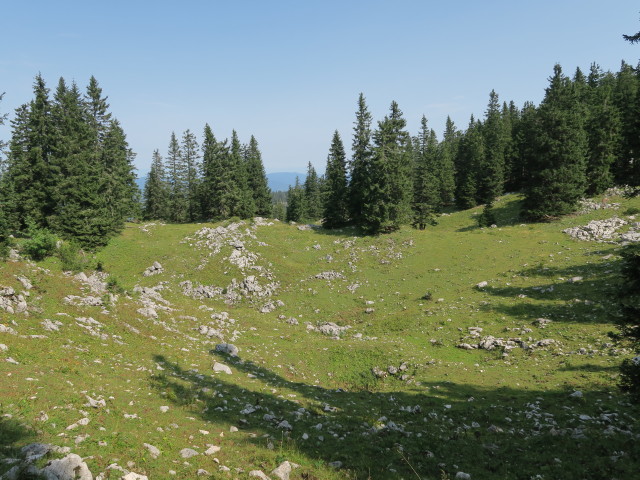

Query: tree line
[142,127,271,223]
[0,75,138,248]
[285,61,640,233]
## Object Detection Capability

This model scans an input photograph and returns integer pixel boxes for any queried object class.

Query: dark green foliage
[285,178,305,223]
[244,136,272,217]
[303,162,323,221]
[477,90,506,204]
[166,132,188,222]
[58,241,89,272]
[322,131,349,228]
[22,225,57,261]
[143,150,170,220]
[477,202,497,227]
[361,101,413,233]
[181,129,201,222]
[523,64,588,220]
[436,116,458,206]
[349,93,373,225]
[585,66,620,194]
[616,243,640,401]
[412,116,440,229]
[1,75,137,248]
[455,115,483,209]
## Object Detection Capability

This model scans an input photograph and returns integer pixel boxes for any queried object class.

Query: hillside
[1,192,639,479]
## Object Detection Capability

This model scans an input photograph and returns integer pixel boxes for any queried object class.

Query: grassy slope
[1,194,639,480]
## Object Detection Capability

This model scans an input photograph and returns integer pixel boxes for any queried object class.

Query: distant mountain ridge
[135,171,305,193]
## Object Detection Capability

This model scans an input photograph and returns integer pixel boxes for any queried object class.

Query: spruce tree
[585,64,620,194]
[412,116,439,229]
[229,130,254,218]
[244,135,272,217]
[477,90,506,204]
[455,115,483,209]
[303,162,323,221]
[436,116,458,206]
[349,93,373,224]
[361,101,413,233]
[322,130,349,228]
[144,150,170,220]
[181,129,201,221]
[285,178,305,222]
[523,64,588,220]
[166,132,188,222]
[200,124,224,220]
[612,61,638,184]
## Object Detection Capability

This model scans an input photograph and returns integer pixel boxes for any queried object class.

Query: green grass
[1,194,639,479]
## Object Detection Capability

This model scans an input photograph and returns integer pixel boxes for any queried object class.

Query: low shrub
[22,227,58,261]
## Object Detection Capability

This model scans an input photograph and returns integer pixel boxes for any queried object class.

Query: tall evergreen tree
[144,150,169,220]
[523,64,588,219]
[349,93,373,224]
[322,130,349,228]
[303,162,323,220]
[166,132,188,222]
[585,64,621,194]
[181,129,201,221]
[361,101,413,233]
[436,116,458,206]
[200,124,225,219]
[229,130,254,218]
[244,135,272,217]
[477,90,506,204]
[612,61,638,184]
[412,116,440,229]
[285,178,305,222]
[455,115,483,209]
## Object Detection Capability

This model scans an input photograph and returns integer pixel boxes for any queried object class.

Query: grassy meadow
[1,192,639,479]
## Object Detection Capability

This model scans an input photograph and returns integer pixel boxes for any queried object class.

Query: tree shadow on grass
[150,352,639,480]
[478,259,622,324]
[456,196,526,232]
[0,417,37,474]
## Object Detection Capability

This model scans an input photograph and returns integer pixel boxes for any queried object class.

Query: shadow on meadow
[479,258,622,325]
[456,196,525,232]
[150,352,638,480]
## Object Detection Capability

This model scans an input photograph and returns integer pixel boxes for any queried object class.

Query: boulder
[40,453,92,480]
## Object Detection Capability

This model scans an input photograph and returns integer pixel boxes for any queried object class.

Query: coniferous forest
[1,60,640,244]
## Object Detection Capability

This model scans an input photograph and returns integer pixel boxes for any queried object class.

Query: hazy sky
[1,1,639,175]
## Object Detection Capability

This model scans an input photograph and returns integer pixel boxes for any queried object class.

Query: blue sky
[1,1,639,175]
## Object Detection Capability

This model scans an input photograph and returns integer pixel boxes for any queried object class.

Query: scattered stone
[121,472,149,480]
[328,461,343,469]
[160,406,169,413]
[204,445,221,455]
[215,343,239,357]
[533,318,552,328]
[317,322,350,337]
[570,390,583,398]
[249,470,271,479]
[213,362,232,374]
[455,473,471,480]
[196,469,210,476]
[314,271,345,280]
[85,396,106,408]
[180,448,199,459]
[143,443,161,458]
[41,453,92,480]
[143,262,164,277]
[563,217,628,242]
[271,461,292,480]
[476,281,488,289]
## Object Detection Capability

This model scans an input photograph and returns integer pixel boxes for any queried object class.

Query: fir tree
[166,132,188,222]
[361,101,413,233]
[229,130,254,218]
[349,93,373,224]
[303,162,323,221]
[322,130,349,228]
[612,61,638,184]
[200,124,224,219]
[181,129,201,221]
[244,135,272,217]
[144,150,169,220]
[523,64,588,220]
[585,64,620,194]
[436,116,458,206]
[285,178,305,222]
[455,115,483,209]
[412,116,439,229]
[477,90,506,204]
